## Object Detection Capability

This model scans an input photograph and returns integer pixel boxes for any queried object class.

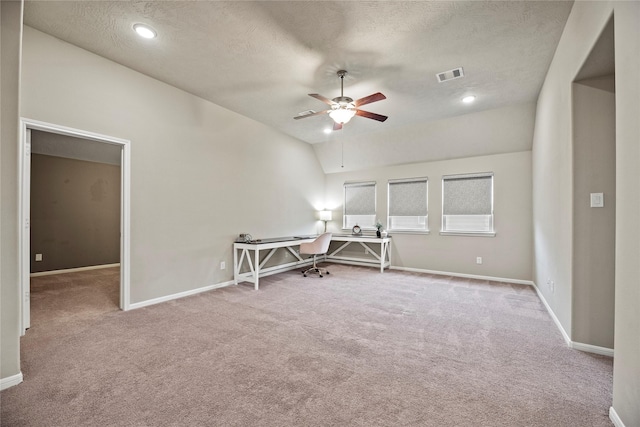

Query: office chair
[300,232,332,277]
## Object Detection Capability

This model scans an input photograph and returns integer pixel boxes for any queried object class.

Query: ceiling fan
[294,70,387,131]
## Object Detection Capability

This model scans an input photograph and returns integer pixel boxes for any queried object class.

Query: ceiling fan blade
[354,92,386,107]
[293,110,329,120]
[355,109,388,122]
[309,93,335,106]
[333,122,343,131]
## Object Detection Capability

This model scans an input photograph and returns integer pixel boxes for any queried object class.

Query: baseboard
[609,407,626,427]
[390,266,534,286]
[0,372,23,391]
[530,282,572,346]
[128,280,235,310]
[570,341,614,357]
[531,283,615,357]
[30,263,120,277]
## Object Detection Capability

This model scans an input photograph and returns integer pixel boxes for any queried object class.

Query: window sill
[387,230,430,235]
[439,231,496,237]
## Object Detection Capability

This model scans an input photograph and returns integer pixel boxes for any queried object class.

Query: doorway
[19,119,131,334]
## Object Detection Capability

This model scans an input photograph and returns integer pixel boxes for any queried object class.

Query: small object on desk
[237,233,253,243]
[352,225,362,235]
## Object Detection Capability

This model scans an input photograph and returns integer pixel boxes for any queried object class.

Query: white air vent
[436,67,465,83]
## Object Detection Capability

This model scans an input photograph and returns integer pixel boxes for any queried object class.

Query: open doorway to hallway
[27,129,122,329]
[19,119,132,334]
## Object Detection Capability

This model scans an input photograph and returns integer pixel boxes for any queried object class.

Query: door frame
[18,118,132,334]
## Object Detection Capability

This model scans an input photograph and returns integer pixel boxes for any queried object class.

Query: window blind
[442,173,494,233]
[388,178,428,231]
[344,182,376,229]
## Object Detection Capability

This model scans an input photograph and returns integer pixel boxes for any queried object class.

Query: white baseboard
[532,282,614,357]
[609,407,626,427]
[129,259,320,310]
[570,341,614,357]
[531,281,572,346]
[0,372,23,391]
[390,266,534,286]
[128,280,235,310]
[30,263,120,277]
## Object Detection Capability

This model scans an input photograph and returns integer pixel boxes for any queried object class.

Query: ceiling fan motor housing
[332,96,356,114]
[294,68,387,127]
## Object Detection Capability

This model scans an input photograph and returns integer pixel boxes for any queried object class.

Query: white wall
[20,27,326,303]
[325,151,532,282]
[533,1,640,425]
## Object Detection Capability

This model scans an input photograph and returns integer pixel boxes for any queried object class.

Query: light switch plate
[590,193,604,208]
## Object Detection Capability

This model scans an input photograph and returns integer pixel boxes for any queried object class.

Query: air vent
[436,67,465,83]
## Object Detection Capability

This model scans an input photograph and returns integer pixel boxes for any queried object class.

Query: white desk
[233,235,392,290]
[326,235,391,273]
[233,236,316,290]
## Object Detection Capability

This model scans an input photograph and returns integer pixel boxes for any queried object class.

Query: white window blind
[388,178,428,231]
[344,181,376,229]
[442,173,494,234]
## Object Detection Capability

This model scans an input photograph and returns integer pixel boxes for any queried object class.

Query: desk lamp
[319,210,332,233]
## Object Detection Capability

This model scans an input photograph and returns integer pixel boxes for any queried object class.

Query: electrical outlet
[476,257,482,265]
[35,253,43,262]
[547,279,555,293]
[220,261,226,270]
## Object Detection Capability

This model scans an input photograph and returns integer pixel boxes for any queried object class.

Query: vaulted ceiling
[23,1,574,171]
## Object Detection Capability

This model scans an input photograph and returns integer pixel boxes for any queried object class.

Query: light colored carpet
[1,264,613,426]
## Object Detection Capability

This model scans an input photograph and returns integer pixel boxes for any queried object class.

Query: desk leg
[387,240,390,271]
[233,247,238,285]
[254,248,260,291]
[380,241,385,273]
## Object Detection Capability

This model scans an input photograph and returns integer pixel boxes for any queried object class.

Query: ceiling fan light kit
[294,70,387,130]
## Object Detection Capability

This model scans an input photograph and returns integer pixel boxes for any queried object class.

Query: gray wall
[532,1,640,425]
[572,76,615,349]
[20,26,327,303]
[30,153,121,273]
[325,151,532,281]
[1,0,24,384]
[314,102,536,174]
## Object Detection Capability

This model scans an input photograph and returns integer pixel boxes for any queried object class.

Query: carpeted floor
[1,264,613,426]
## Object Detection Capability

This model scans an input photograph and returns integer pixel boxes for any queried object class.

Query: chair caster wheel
[303,274,307,277]
[326,271,330,275]
[319,275,323,278]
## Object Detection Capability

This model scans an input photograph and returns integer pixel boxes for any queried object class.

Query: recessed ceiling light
[462,95,476,104]
[133,23,157,39]
[323,128,332,134]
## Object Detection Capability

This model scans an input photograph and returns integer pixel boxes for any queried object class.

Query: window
[387,178,428,232]
[343,181,376,229]
[441,172,494,235]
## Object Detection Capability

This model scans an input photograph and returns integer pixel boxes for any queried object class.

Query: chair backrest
[300,232,332,255]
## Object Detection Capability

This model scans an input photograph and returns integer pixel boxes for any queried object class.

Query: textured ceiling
[23,1,573,151]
